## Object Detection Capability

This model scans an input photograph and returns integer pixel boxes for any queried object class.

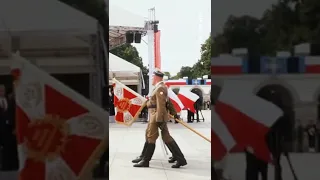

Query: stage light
[125,32,134,43]
[134,33,141,43]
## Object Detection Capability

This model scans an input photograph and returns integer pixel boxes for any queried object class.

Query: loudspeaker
[134,33,141,43]
[125,32,134,43]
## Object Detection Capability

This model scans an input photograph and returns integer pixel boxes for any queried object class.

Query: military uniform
[133,70,187,168]
[266,96,292,180]
[245,147,268,180]
[131,99,179,164]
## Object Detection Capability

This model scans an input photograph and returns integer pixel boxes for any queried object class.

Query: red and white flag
[167,88,184,113]
[213,81,283,162]
[113,78,147,126]
[178,89,199,113]
[11,53,109,180]
[211,109,236,161]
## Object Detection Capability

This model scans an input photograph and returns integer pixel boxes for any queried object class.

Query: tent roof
[109,4,147,49]
[109,53,141,78]
[0,0,97,36]
[109,5,146,28]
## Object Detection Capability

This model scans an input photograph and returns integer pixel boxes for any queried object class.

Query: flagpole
[126,101,147,126]
[170,115,211,143]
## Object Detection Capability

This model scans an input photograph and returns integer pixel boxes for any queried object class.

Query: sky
[110,0,211,76]
[212,0,278,36]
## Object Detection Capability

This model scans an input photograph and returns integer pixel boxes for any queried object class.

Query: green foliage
[110,44,144,69]
[110,44,149,91]
[175,34,212,79]
[163,72,171,78]
[212,0,320,56]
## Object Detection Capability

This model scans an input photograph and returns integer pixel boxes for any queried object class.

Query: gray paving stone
[109,110,211,180]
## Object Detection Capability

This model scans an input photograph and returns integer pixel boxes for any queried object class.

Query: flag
[211,109,236,161]
[178,89,199,113]
[11,53,109,180]
[112,78,147,125]
[214,81,283,162]
[167,88,184,113]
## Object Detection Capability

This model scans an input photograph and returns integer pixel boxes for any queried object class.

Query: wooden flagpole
[126,101,147,126]
[170,115,211,143]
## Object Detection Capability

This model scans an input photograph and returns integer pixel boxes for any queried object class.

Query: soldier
[245,147,268,180]
[132,99,179,164]
[133,69,187,168]
[266,95,292,180]
[187,110,193,123]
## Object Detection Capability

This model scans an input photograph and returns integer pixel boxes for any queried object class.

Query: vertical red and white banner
[147,30,155,94]
[154,30,161,70]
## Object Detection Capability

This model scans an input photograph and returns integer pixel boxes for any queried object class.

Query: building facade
[211,52,320,151]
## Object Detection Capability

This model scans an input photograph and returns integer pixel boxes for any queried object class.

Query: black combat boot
[132,141,148,163]
[168,156,176,163]
[166,140,187,168]
[165,144,176,163]
[133,143,156,167]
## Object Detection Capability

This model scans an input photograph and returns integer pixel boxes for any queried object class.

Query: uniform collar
[154,81,164,88]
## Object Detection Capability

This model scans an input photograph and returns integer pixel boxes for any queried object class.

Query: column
[89,33,103,107]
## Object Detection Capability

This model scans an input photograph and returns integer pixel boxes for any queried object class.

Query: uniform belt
[147,105,157,109]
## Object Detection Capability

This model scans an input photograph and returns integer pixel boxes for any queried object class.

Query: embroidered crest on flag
[11,53,109,180]
[112,78,147,126]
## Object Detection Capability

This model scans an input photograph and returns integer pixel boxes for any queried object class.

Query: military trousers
[145,121,173,144]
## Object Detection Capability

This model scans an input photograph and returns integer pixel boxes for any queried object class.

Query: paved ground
[109,110,211,180]
[221,153,320,180]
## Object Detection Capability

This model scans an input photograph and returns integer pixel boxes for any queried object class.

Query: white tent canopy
[109,53,140,77]
[0,0,97,37]
[109,4,147,49]
[109,5,146,28]
[109,53,144,88]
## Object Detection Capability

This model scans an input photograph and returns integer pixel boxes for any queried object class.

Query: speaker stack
[125,32,142,44]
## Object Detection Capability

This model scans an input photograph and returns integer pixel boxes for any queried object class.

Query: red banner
[154,30,161,70]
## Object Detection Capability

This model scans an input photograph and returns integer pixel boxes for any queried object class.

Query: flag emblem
[11,53,109,180]
[25,115,69,162]
[117,98,132,113]
[113,78,147,125]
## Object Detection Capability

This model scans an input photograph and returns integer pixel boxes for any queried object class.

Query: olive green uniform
[133,76,187,168]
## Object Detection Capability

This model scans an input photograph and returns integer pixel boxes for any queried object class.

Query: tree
[110,44,144,68]
[211,0,320,57]
[176,66,194,78]
[192,35,211,78]
[163,72,171,79]
[175,34,211,79]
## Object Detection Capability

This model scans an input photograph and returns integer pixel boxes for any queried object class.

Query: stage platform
[109,110,211,180]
